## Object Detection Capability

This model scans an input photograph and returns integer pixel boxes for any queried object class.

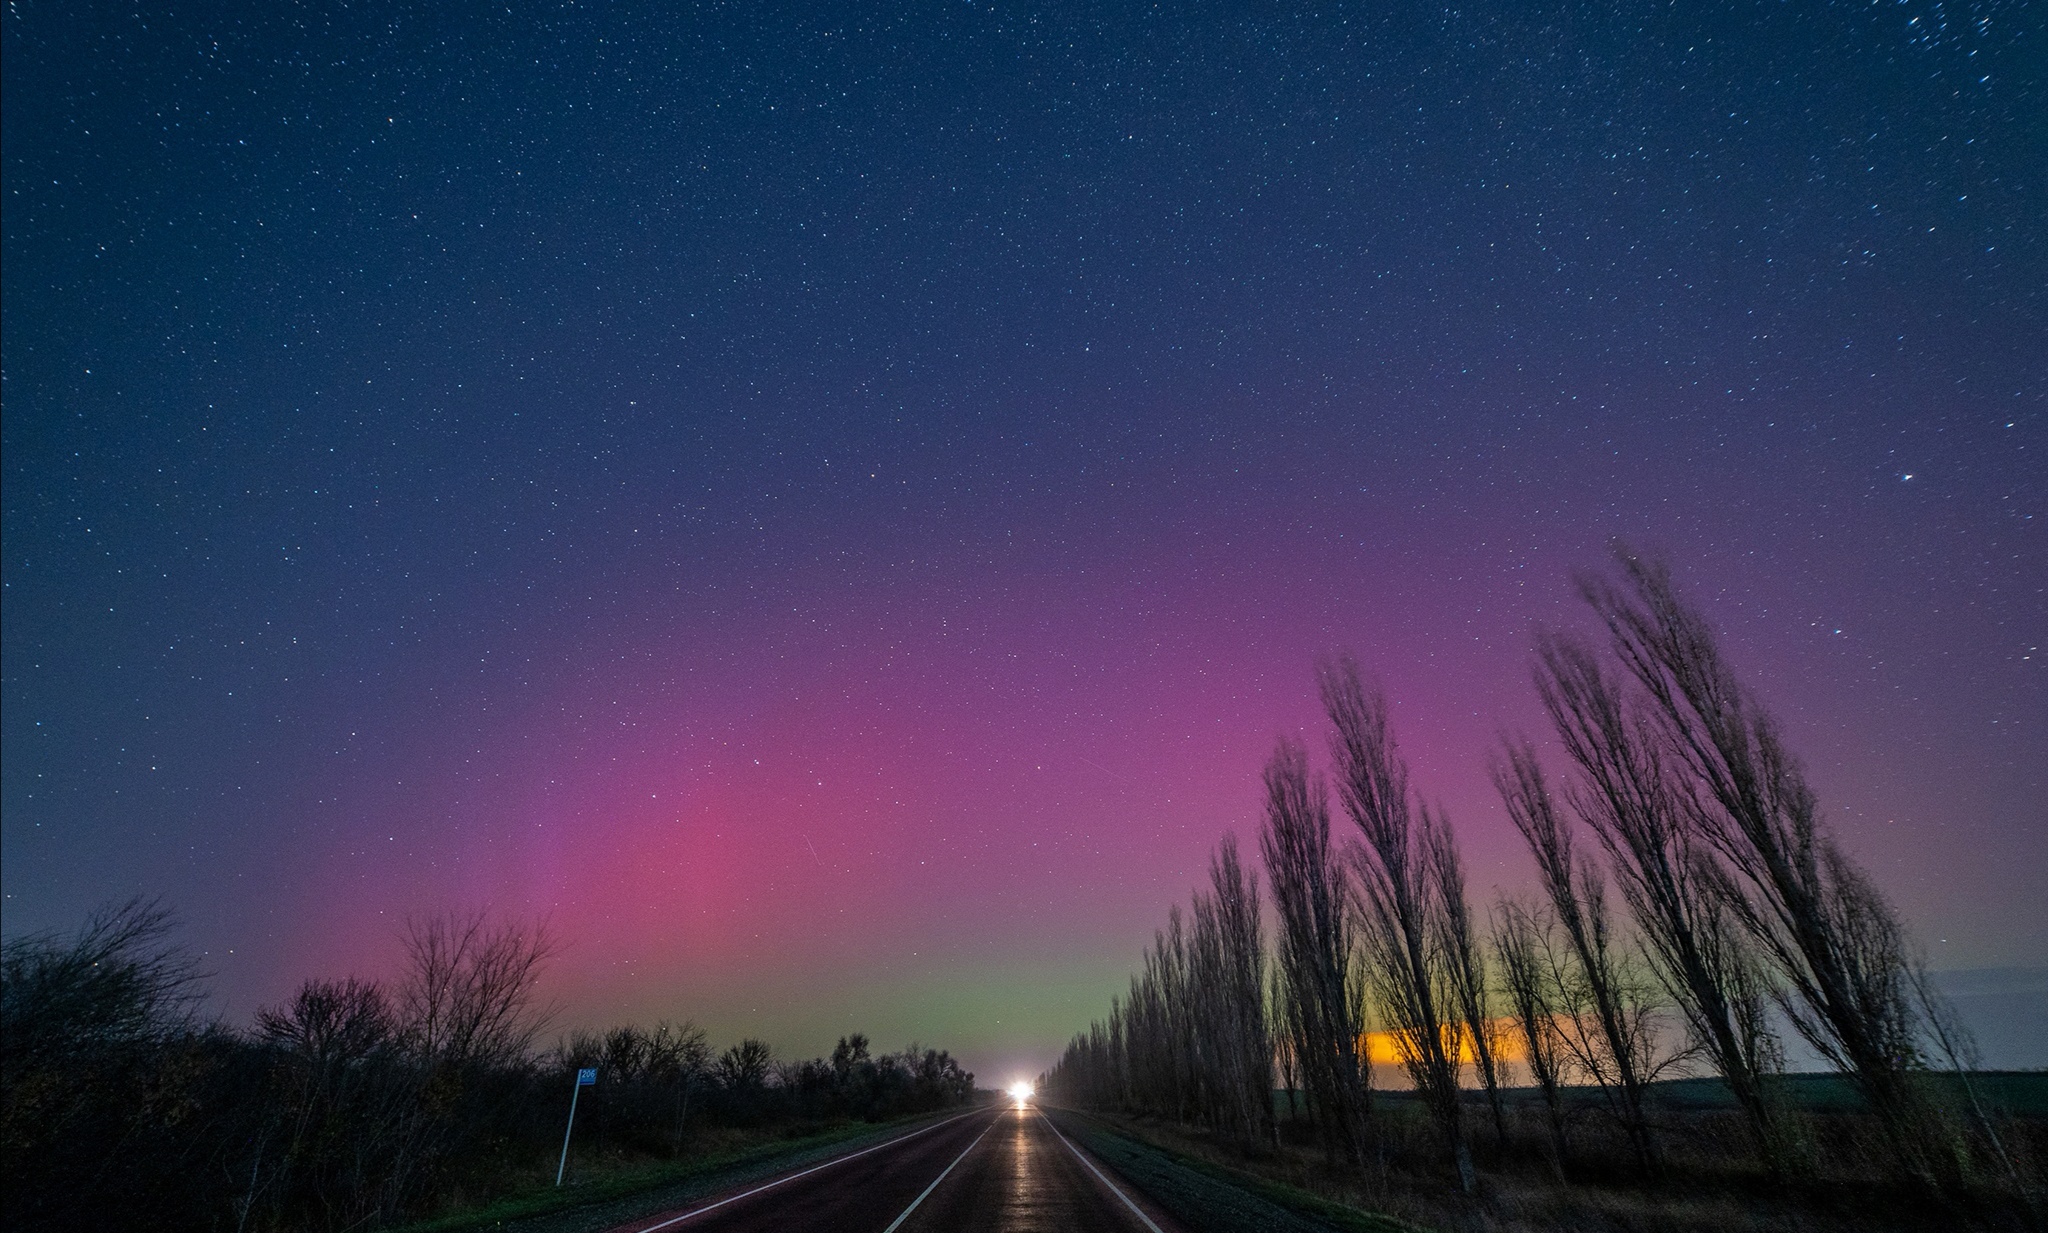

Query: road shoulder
[1043,1109,1428,1233]
[392,1108,984,1233]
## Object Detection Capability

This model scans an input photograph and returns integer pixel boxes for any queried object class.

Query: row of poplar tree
[1043,551,2016,1196]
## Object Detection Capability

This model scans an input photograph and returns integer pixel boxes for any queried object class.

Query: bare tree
[1427,816,1509,1148]
[1126,905,1194,1122]
[256,978,395,1066]
[251,978,413,1229]
[651,1020,712,1147]
[1046,830,1289,1154]
[1493,745,1660,1174]
[1269,965,1302,1128]
[1188,835,1275,1146]
[1046,1018,1120,1111]
[1492,898,1570,1177]
[1,900,209,1230]
[714,1039,773,1091]
[381,913,556,1210]
[1322,658,1471,1193]
[398,913,555,1070]
[1533,630,1788,1170]
[1,898,201,1063]
[1581,549,1936,1178]
[1259,736,1373,1166]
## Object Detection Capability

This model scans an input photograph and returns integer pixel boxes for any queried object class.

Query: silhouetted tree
[1492,898,1570,1177]
[715,1039,773,1092]
[1259,736,1373,1167]
[249,977,412,1228]
[647,1020,712,1147]
[0,899,215,1232]
[1188,834,1275,1146]
[399,912,555,1069]
[7,900,978,1231]
[1494,746,1661,1174]
[1532,629,1788,1170]
[1427,816,1509,1149]
[1322,658,1471,1192]
[1581,549,1936,1180]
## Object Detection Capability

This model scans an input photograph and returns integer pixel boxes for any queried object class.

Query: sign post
[556,1068,598,1186]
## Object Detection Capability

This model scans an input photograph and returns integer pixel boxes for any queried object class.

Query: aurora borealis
[3,2,2041,1081]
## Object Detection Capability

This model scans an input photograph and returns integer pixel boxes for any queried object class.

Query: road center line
[632,1108,985,1232]
[1040,1112,1166,1233]
[879,1116,996,1233]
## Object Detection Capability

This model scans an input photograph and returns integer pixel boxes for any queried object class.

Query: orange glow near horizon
[1362,1017,1530,1071]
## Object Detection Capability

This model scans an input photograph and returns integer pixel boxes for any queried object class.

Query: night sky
[4,2,2042,1081]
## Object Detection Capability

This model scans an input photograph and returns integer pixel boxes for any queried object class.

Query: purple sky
[5,1,2042,1082]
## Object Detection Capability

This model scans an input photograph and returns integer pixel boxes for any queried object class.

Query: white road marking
[632,1108,986,1231]
[1040,1112,1166,1233]
[879,1116,996,1232]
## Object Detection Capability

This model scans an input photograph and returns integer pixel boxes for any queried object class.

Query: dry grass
[1081,1087,2046,1233]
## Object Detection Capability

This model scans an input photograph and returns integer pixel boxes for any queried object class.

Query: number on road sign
[577,1068,598,1086]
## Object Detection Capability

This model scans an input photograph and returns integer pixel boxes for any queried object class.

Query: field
[1056,1074,2048,1233]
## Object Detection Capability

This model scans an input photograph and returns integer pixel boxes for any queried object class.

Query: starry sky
[4,1,2042,1082]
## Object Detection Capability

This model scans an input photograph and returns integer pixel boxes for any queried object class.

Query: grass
[1082,1088,2047,1233]
[1048,1109,1429,1233]
[1643,1071,2048,1117]
[390,1109,970,1233]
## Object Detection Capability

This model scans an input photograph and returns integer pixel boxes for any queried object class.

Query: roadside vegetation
[0,905,977,1232]
[1044,548,2044,1232]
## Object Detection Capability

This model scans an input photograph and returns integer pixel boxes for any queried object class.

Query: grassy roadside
[1057,1102,2048,1233]
[1046,1108,1430,1233]
[392,1108,976,1233]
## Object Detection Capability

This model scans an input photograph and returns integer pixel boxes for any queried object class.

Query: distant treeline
[0,908,975,1232]
[1044,549,2035,1213]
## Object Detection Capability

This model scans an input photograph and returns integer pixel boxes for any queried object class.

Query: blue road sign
[577,1068,598,1086]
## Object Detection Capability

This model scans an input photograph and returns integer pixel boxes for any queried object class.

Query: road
[608,1103,1185,1233]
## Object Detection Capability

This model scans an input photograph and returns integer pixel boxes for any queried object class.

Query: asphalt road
[608,1104,1185,1233]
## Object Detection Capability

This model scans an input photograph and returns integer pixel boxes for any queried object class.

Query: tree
[398,913,555,1070]
[383,912,555,1208]
[248,977,419,1229]
[1187,834,1275,1146]
[1532,628,1788,1170]
[1322,658,1472,1192]
[1427,816,1509,1149]
[645,1021,710,1146]
[1493,746,1661,1174]
[1581,549,1936,1179]
[1491,898,1570,1178]
[1259,736,1373,1167]
[0,900,214,1232]
[714,1039,772,1091]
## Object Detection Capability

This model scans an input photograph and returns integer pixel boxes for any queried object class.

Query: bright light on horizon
[1007,1081,1034,1103]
